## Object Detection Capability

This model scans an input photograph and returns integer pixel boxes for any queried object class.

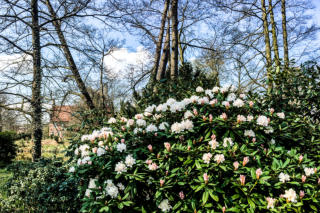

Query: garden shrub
[0,159,80,212]
[0,131,17,166]
[69,85,320,212]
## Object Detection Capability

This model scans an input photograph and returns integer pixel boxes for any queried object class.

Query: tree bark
[31,0,42,161]
[153,0,170,81]
[45,0,95,110]
[281,0,289,68]
[268,0,280,67]
[170,0,179,80]
[157,17,171,81]
[261,0,272,89]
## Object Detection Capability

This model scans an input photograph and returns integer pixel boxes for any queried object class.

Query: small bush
[0,131,17,165]
[0,160,80,212]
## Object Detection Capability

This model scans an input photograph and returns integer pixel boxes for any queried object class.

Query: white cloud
[104,46,152,79]
[0,54,31,72]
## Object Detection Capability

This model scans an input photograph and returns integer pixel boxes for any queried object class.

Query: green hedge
[0,131,17,166]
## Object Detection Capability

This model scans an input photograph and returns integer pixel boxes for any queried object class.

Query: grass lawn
[15,138,69,161]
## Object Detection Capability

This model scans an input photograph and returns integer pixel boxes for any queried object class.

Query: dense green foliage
[68,82,320,212]
[0,131,17,165]
[0,160,80,212]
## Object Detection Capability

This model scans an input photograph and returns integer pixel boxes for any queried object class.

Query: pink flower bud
[269,108,275,114]
[179,191,185,200]
[92,147,97,153]
[148,144,153,152]
[240,175,246,186]
[299,155,303,163]
[220,113,227,120]
[121,126,125,131]
[187,146,191,151]
[233,161,239,170]
[164,142,171,152]
[252,137,256,143]
[302,175,307,183]
[210,99,218,107]
[154,133,158,136]
[105,145,109,150]
[88,161,92,165]
[193,108,198,116]
[160,179,165,187]
[202,115,207,121]
[121,139,125,143]
[243,157,249,166]
[203,173,209,184]
[256,168,262,179]
[249,101,254,108]
[299,190,305,199]
[166,170,169,176]
[318,178,320,185]
[225,102,230,109]
[211,134,216,140]
[145,160,152,165]
[209,114,213,122]
[222,206,226,213]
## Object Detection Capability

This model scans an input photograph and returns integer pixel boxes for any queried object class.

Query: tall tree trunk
[281,0,289,68]
[45,0,95,110]
[268,0,280,67]
[31,0,42,161]
[261,0,272,90]
[157,17,171,81]
[153,0,170,81]
[100,54,105,110]
[170,0,179,80]
[0,108,2,132]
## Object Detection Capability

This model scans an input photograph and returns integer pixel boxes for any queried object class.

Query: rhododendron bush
[69,85,320,212]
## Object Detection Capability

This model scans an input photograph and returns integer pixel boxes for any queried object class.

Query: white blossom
[136,119,147,127]
[97,147,106,156]
[116,143,126,152]
[108,117,117,124]
[158,199,172,212]
[159,122,169,130]
[146,124,158,132]
[212,86,220,93]
[184,110,194,119]
[279,172,290,183]
[233,99,244,108]
[283,189,297,203]
[69,166,75,173]
[257,115,269,126]
[209,140,219,149]
[304,168,315,176]
[115,161,127,174]
[117,183,125,191]
[244,130,255,137]
[202,153,213,164]
[125,155,136,167]
[227,93,237,102]
[223,138,234,147]
[276,112,285,119]
[214,154,225,164]
[196,86,204,93]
